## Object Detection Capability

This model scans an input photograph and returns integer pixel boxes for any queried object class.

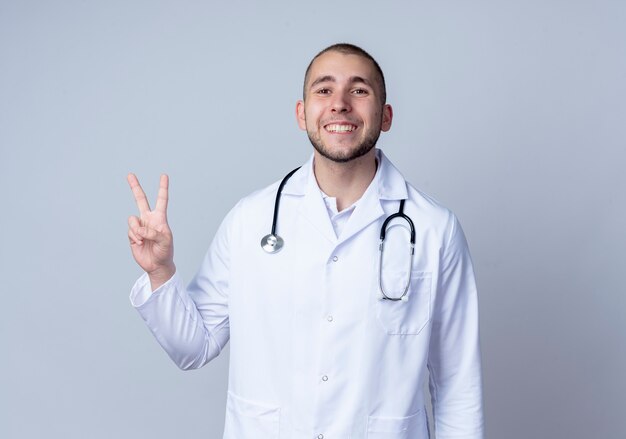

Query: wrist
[148,264,176,291]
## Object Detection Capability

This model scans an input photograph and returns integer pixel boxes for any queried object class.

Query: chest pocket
[376,271,432,335]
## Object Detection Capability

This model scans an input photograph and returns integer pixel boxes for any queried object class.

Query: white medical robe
[130,149,484,438]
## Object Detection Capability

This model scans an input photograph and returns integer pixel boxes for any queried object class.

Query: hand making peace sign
[127,173,176,290]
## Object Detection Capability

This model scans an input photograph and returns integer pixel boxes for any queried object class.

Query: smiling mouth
[325,123,357,133]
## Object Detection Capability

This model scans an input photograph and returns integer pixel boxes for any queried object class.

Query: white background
[1,0,625,437]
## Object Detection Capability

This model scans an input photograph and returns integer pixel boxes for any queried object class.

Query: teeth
[326,124,355,132]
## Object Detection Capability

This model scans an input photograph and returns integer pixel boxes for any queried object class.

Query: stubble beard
[307,128,381,164]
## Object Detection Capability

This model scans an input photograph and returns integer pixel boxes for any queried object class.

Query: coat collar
[280,149,408,246]
[281,149,408,201]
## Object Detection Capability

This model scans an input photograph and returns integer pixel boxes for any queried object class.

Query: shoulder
[396,177,469,257]
[405,183,471,254]
[406,184,455,224]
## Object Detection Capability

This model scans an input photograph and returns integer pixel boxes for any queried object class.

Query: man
[127,43,484,439]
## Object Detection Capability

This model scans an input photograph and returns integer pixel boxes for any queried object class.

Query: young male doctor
[127,43,484,439]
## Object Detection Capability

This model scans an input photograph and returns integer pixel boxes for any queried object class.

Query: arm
[428,214,484,439]
[129,217,232,370]
[126,174,232,370]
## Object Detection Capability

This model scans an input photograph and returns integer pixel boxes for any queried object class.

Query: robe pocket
[223,391,280,439]
[376,271,432,335]
[367,408,429,438]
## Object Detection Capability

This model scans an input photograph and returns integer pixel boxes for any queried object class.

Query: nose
[331,91,351,113]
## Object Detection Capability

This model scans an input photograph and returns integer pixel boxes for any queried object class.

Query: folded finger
[128,215,141,229]
[128,228,143,246]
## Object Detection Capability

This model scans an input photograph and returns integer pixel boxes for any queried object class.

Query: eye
[352,88,369,95]
[315,88,331,95]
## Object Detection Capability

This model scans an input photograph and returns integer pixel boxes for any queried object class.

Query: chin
[315,144,375,164]
[307,129,380,164]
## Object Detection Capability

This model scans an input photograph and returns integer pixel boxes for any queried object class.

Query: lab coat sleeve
[129,204,237,370]
[427,213,484,439]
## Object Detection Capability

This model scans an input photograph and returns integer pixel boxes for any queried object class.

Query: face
[296,51,392,163]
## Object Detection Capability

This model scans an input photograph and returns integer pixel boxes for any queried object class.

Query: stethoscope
[261,167,416,301]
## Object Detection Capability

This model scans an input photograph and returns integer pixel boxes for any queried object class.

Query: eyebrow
[309,75,374,90]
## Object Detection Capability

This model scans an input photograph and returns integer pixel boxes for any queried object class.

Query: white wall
[1,1,625,437]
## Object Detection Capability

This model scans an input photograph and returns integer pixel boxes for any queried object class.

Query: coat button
[322,375,328,382]
[327,315,333,322]
[317,435,324,439]
[332,256,338,262]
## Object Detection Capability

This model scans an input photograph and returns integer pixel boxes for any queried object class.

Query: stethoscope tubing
[263,167,416,301]
[270,167,301,236]
[379,199,415,244]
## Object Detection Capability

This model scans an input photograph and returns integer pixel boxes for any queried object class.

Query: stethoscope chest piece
[260,166,301,254]
[261,233,284,254]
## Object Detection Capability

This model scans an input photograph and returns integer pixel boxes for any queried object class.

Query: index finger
[127,173,151,214]
[155,174,169,213]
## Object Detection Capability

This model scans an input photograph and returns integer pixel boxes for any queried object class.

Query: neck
[313,148,378,211]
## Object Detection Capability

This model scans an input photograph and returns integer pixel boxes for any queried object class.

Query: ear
[296,100,307,131]
[381,104,393,132]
